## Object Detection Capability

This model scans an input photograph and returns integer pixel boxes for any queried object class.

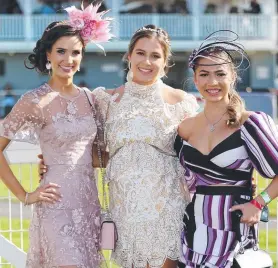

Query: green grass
[0,164,40,198]
[256,174,277,217]
[259,229,277,267]
[0,165,119,267]
[1,218,276,267]
[0,166,277,267]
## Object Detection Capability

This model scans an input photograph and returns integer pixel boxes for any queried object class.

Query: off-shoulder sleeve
[241,112,278,178]
[0,90,44,144]
[174,92,200,121]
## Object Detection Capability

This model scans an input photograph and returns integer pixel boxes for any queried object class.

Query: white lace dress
[0,83,101,268]
[93,79,199,268]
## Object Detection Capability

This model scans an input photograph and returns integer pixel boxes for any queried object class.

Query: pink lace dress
[0,83,101,268]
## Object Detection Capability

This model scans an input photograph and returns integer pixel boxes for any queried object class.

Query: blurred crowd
[0,84,16,118]
[32,0,107,14]
[0,0,266,15]
[0,0,106,15]
[205,0,261,14]
[120,0,189,14]
[118,0,263,15]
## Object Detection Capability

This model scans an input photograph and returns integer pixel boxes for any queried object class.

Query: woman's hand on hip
[37,154,47,182]
[27,183,62,205]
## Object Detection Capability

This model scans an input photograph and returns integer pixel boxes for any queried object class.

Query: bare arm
[230,175,278,225]
[178,117,195,141]
[0,137,61,204]
[0,137,26,202]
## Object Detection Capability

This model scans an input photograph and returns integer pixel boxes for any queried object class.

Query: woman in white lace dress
[0,4,112,267]
[93,24,199,268]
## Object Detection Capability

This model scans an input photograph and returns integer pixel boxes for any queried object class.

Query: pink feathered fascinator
[64,2,113,51]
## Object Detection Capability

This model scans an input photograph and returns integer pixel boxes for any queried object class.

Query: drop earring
[46,60,51,70]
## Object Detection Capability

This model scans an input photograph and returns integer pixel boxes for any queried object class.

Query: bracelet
[260,191,272,205]
[24,192,29,206]
[250,199,264,210]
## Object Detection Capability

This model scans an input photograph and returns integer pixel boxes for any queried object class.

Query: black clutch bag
[233,199,269,223]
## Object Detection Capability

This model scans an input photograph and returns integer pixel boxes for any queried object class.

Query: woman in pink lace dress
[0,4,112,268]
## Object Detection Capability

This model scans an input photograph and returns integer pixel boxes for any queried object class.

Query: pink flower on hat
[64,3,113,48]
[70,18,85,30]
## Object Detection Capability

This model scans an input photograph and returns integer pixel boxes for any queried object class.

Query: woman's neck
[203,100,229,121]
[131,78,159,86]
[48,77,76,95]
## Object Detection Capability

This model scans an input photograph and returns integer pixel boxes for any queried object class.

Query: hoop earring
[126,61,133,82]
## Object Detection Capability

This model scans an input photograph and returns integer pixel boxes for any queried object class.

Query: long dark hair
[25,22,85,74]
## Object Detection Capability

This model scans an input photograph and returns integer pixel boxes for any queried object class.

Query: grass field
[0,164,277,267]
[1,217,276,267]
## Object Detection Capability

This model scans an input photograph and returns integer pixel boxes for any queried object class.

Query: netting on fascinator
[188,30,250,70]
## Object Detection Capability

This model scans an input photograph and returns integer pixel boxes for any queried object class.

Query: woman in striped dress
[175,31,278,268]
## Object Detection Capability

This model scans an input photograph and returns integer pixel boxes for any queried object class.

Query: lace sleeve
[83,87,106,151]
[174,92,200,122]
[93,93,106,151]
[92,87,114,122]
[0,91,44,144]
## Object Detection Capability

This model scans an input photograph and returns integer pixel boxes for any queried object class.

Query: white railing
[0,142,40,267]
[197,14,273,40]
[0,14,276,42]
[0,15,25,40]
[0,143,117,267]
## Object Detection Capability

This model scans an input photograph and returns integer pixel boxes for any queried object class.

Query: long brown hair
[123,24,172,74]
[25,22,85,74]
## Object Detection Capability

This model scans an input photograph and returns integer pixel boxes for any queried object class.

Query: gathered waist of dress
[43,158,93,166]
[41,146,93,165]
[196,185,252,196]
[110,140,176,159]
[45,162,93,166]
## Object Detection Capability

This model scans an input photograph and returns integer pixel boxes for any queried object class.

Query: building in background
[0,0,276,117]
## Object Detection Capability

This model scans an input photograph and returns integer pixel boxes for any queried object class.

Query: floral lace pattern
[0,83,101,267]
[93,80,199,268]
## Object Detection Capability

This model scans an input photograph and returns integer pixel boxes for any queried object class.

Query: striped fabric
[176,112,278,268]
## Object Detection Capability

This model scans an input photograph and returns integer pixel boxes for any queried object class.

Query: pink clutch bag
[100,220,118,251]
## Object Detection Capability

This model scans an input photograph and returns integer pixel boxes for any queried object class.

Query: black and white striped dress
[175,112,278,268]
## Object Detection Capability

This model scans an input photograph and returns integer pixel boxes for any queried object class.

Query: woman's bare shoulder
[178,115,199,140]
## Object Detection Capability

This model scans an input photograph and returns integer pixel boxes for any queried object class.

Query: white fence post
[0,235,27,267]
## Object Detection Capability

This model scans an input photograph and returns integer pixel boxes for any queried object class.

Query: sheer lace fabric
[93,79,199,268]
[0,83,101,267]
